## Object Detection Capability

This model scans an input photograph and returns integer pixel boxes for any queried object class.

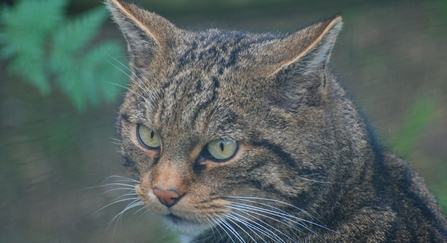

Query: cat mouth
[164,213,187,225]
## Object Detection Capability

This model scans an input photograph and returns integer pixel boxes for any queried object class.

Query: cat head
[107,0,343,238]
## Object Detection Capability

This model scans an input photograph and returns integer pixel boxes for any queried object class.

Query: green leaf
[8,45,50,94]
[1,0,127,112]
[51,6,108,57]
[0,0,67,36]
[51,40,127,112]
[48,6,116,112]
[64,41,127,112]
[0,0,69,94]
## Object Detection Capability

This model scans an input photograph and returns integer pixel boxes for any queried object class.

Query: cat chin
[161,213,212,237]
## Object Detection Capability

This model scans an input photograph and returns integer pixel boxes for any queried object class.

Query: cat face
[107,0,343,239]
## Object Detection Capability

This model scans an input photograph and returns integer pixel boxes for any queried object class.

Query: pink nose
[153,188,181,208]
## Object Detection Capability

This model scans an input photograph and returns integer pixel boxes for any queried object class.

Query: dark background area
[1,0,446,242]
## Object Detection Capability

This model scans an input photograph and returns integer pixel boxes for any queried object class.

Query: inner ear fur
[272,15,343,76]
[267,16,343,111]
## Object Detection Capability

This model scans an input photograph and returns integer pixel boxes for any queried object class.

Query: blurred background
[0,0,446,242]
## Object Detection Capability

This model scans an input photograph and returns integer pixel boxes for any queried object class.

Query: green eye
[137,124,160,149]
[206,140,238,161]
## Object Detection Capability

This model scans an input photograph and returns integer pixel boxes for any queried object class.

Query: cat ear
[266,16,342,110]
[271,15,343,76]
[106,0,178,69]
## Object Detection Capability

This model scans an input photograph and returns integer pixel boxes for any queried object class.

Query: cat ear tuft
[272,15,343,76]
[106,0,178,67]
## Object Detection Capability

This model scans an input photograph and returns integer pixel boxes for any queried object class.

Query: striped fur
[107,0,447,242]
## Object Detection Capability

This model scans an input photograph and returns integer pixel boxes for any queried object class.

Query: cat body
[106,0,447,242]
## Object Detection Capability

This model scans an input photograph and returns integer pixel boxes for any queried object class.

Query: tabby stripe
[252,140,298,168]
[191,76,220,123]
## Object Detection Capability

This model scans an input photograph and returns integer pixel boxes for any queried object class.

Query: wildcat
[106,0,447,242]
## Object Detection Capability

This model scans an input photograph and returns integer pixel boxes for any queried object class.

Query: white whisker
[220,218,246,243]
[228,211,286,243]
[93,182,136,189]
[93,196,140,216]
[130,204,149,217]
[211,216,237,243]
[101,175,140,183]
[100,187,135,196]
[104,81,147,100]
[105,53,153,97]
[107,199,143,233]
[229,203,329,242]
[226,214,263,243]
[226,196,318,222]
[230,203,310,231]
[204,214,225,242]
[230,205,298,241]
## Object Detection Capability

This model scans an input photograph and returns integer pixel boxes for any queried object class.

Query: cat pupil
[150,131,154,139]
[219,141,225,152]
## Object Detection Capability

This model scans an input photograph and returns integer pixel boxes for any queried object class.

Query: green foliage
[0,0,127,112]
[432,179,447,214]
[390,97,437,157]
[389,97,447,213]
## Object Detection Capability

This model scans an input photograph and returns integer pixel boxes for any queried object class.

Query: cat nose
[153,188,181,208]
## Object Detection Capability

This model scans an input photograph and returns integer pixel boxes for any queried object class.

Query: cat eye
[205,140,238,161]
[136,124,161,149]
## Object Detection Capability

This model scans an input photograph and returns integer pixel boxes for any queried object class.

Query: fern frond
[0,0,127,112]
[48,6,126,112]
[54,41,127,112]
[0,0,67,35]
[51,6,108,57]
[0,0,68,94]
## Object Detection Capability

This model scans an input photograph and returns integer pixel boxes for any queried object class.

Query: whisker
[105,53,148,92]
[101,175,140,184]
[228,211,286,243]
[233,206,300,242]
[107,199,144,232]
[229,203,327,242]
[100,187,135,196]
[230,202,310,228]
[219,218,246,243]
[105,53,160,104]
[211,216,237,243]
[92,196,139,216]
[227,196,320,223]
[90,183,136,190]
[229,203,307,233]
[130,204,149,217]
[104,81,147,100]
[204,214,225,242]
[226,214,263,243]
[110,137,122,146]
[255,200,332,235]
